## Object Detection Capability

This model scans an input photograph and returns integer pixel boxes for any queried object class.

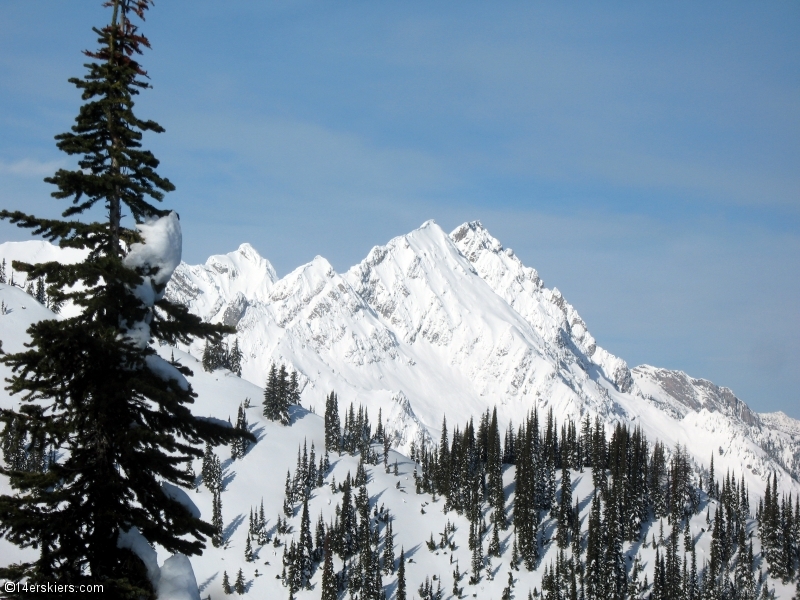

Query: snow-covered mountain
[2,221,798,503]
[1,235,799,599]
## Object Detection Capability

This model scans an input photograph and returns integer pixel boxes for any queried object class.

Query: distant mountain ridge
[1,221,798,501]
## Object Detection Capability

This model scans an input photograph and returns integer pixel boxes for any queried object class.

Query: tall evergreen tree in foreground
[0,1,251,597]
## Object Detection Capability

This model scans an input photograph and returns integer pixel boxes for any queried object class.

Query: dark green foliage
[418,575,443,600]
[514,412,540,570]
[298,496,313,588]
[397,547,406,600]
[202,443,222,492]
[244,533,253,563]
[487,408,506,529]
[234,568,245,594]
[230,402,250,460]
[211,489,223,548]
[201,338,241,375]
[0,1,253,596]
[222,570,232,594]
[341,402,374,456]
[228,338,242,376]
[556,465,572,549]
[0,414,48,474]
[262,363,297,425]
[324,390,341,454]
[383,518,395,574]
[321,534,337,600]
[488,521,501,557]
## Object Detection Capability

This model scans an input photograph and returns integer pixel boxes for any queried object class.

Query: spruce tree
[244,533,253,563]
[288,370,301,406]
[212,489,224,548]
[228,338,242,376]
[234,568,245,594]
[0,1,252,596]
[324,391,341,455]
[397,547,407,600]
[487,408,506,529]
[471,530,483,583]
[383,518,395,574]
[34,277,46,306]
[201,340,214,372]
[488,521,501,557]
[298,496,313,587]
[278,364,291,424]
[556,465,572,548]
[321,535,337,600]
[222,570,232,595]
[262,363,278,420]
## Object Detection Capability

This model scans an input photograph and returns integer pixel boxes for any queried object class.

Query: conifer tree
[471,531,483,583]
[262,363,278,420]
[231,403,247,459]
[487,408,506,529]
[0,2,252,595]
[34,277,46,306]
[278,364,291,425]
[298,496,313,587]
[556,464,572,548]
[212,489,223,548]
[222,570,232,595]
[228,338,242,376]
[397,547,407,600]
[324,390,341,455]
[288,370,301,406]
[234,568,245,594]
[488,521,501,557]
[201,341,214,372]
[244,533,253,563]
[321,535,337,600]
[383,518,395,574]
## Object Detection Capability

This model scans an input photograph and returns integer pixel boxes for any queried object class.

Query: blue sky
[1,1,798,417]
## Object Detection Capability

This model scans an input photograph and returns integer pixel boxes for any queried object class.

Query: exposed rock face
[632,366,760,425]
[222,292,249,328]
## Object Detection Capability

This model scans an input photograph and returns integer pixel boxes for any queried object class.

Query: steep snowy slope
[449,221,633,394]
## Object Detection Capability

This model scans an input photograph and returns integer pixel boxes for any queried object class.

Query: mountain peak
[450,221,504,261]
[235,242,264,262]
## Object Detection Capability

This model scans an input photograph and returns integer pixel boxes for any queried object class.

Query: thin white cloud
[0,158,63,178]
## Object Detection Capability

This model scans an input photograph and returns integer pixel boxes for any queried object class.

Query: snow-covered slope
[0,279,796,599]
[2,221,798,504]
